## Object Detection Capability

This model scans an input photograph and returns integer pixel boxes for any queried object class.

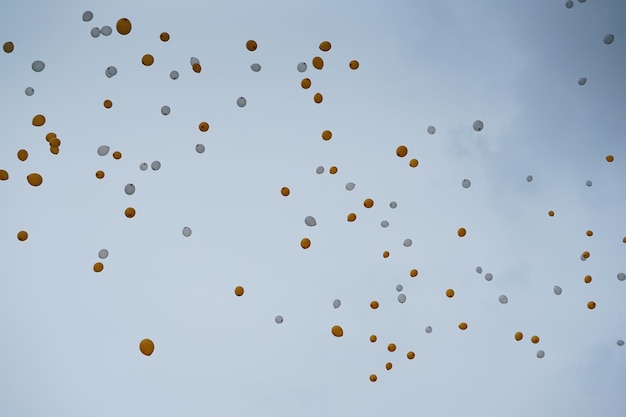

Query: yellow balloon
[139,338,154,356]
[93,262,104,272]
[331,325,343,337]
[116,18,132,35]
[301,238,311,249]
[280,187,290,196]
[17,230,28,241]
[17,149,28,161]
[514,332,523,341]
[32,114,46,127]
[234,286,244,296]
[141,54,154,66]
[27,173,43,187]
[396,145,408,157]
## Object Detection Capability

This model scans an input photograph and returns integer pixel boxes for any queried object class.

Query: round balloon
[297,62,307,72]
[427,126,436,134]
[604,34,615,45]
[578,77,587,86]
[98,249,109,259]
[250,63,261,72]
[82,11,93,21]
[100,26,112,36]
[345,182,355,191]
[472,120,484,131]
[170,70,179,80]
[275,315,283,324]
[304,216,317,227]
[333,299,341,309]
[25,87,34,96]
[498,295,509,304]
[196,144,205,154]
[124,183,135,195]
[182,227,192,237]
[397,294,406,303]
[485,273,493,281]
[425,326,432,333]
[403,239,412,247]
[462,179,471,188]
[139,339,154,356]
[151,161,161,171]
[91,27,100,38]
[161,105,171,115]
[237,97,247,108]
[553,285,562,295]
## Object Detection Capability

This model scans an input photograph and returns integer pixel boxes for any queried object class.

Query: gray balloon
[25,87,34,96]
[617,273,626,281]
[237,97,247,108]
[498,295,508,304]
[604,34,615,45]
[427,126,436,135]
[536,350,545,359]
[381,220,389,228]
[565,0,573,8]
[196,144,205,154]
[395,284,403,292]
[297,62,307,72]
[316,166,324,174]
[190,57,200,65]
[462,179,471,188]
[333,299,341,309]
[397,294,406,303]
[91,27,101,38]
[250,63,261,72]
[97,145,110,156]
[105,66,117,78]
[425,326,433,334]
[304,216,317,227]
[82,11,93,22]
[476,266,483,273]
[389,201,397,209]
[527,175,533,182]
[275,315,284,324]
[345,182,355,191]
[151,161,161,171]
[98,249,109,259]
[124,183,136,195]
[32,60,45,72]
[484,273,493,281]
[139,162,148,171]
[403,239,412,247]
[618,340,624,346]
[170,70,179,80]
[553,285,562,295]
[182,227,192,237]
[585,180,592,187]
[100,26,112,36]
[161,105,171,116]
[472,120,484,132]
[578,77,587,86]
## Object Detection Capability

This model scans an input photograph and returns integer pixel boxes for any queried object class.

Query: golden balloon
[301,78,311,89]
[27,173,43,187]
[139,338,154,356]
[396,145,408,158]
[32,114,46,127]
[347,213,357,222]
[280,187,290,196]
[246,40,257,51]
[458,227,467,237]
[17,230,28,241]
[199,121,209,132]
[116,18,132,35]
[93,262,104,272]
[321,130,332,141]
[370,301,379,310]
[234,286,244,296]
[301,238,311,249]
[141,54,154,66]
[331,325,344,337]
[125,207,136,218]
[514,332,523,341]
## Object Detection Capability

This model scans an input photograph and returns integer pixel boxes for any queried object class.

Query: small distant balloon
[604,34,615,45]
[195,144,205,154]
[297,62,307,72]
[316,166,324,174]
[578,77,587,86]
[331,325,343,337]
[565,0,573,8]
[462,179,471,188]
[345,182,355,191]
[32,60,45,72]
[527,175,533,182]
[397,294,406,303]
[98,249,109,259]
[585,180,592,187]
[425,326,433,333]
[554,286,562,295]
[403,239,412,247]
[472,120,484,131]
[333,299,341,309]
[389,201,397,209]
[105,66,117,78]
[476,266,483,273]
[161,105,171,115]
[275,315,283,324]
[536,350,545,359]
[139,339,154,356]
[116,18,132,35]
[396,285,403,292]
[250,63,261,72]
[190,57,200,66]
[82,11,93,21]
[304,216,317,227]
[100,26,112,36]
[246,40,257,51]
[237,97,247,107]
[151,161,161,171]
[618,340,625,346]
[139,162,148,171]
[182,227,192,237]
[498,295,509,304]
[617,273,625,281]
[485,273,493,281]
[427,126,436,134]
[381,220,389,228]
[124,184,135,195]
[170,70,179,80]
[91,27,100,38]
[25,87,34,96]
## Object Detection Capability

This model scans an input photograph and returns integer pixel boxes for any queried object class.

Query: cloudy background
[1,0,625,416]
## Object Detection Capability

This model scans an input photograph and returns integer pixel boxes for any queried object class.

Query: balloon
[280,187,290,196]
[385,362,392,370]
[333,299,341,309]
[151,161,161,171]
[95,170,105,179]
[27,173,43,187]
[425,326,432,333]
[300,238,311,249]
[297,62,307,72]
[587,301,596,309]
[234,286,244,296]
[369,374,377,382]
[485,273,493,281]
[349,60,359,70]
[321,130,332,141]
[329,166,338,175]
[347,213,357,222]
[112,151,122,160]
[124,184,136,195]
[581,251,590,259]
[345,182,355,191]
[301,78,311,89]
[363,198,374,208]
[236,97,247,108]
[82,11,93,22]
[476,266,483,273]
[604,34,615,45]
[312,56,324,70]
[387,343,396,352]
[606,155,614,162]
[548,210,554,217]
[170,70,179,80]
[498,295,509,304]
[274,315,283,324]
[396,285,403,292]
[196,144,205,154]
[105,66,117,78]
[462,179,471,188]
[514,332,523,341]
[25,87,34,96]
[0,170,8,180]
[319,41,331,51]
[380,220,389,228]
[49,137,60,147]
[409,159,419,168]
[407,351,415,360]
[410,269,418,277]
[246,40,257,51]
[316,166,324,174]
[473,120,484,131]
[100,26,112,36]
[370,301,379,309]
[32,114,46,127]
[190,57,200,66]
[370,335,377,342]
[331,325,343,337]
[304,216,317,227]
[584,275,592,284]
[527,175,533,182]
[618,340,625,346]
[161,105,170,115]
[396,145,408,157]
[199,122,209,132]
[116,18,132,35]
[192,63,202,73]
[250,63,261,72]
[457,227,466,237]
[98,249,109,259]
[446,289,455,298]
[103,99,112,108]
[389,201,397,209]
[160,32,170,42]
[554,286,562,295]
[32,60,45,72]
[383,249,390,257]
[182,227,192,237]
[2,41,14,53]
[313,93,323,103]
[139,163,148,171]
[91,27,101,38]
[17,231,28,241]
[536,350,545,359]
[17,149,28,161]
[397,294,406,303]
[400,239,412,248]
[565,0,573,8]
[125,207,136,218]
[139,339,154,356]
[93,262,104,272]
[142,54,154,66]
[585,180,592,187]
[531,335,539,344]
[458,322,468,330]
[427,126,436,134]
[617,273,626,281]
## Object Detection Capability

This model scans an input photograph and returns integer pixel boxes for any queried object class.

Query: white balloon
[617,273,626,281]
[98,249,109,259]
[618,340,625,346]
[462,179,471,188]
[380,220,389,228]
[275,315,284,324]
[396,284,403,292]
[105,66,117,78]
[139,162,148,171]
[182,227,192,237]
[345,182,355,191]
[333,299,341,309]
[536,350,545,359]
[397,294,406,303]
[316,166,324,174]
[427,126,436,135]
[82,11,93,22]
[389,201,397,209]
[553,285,562,295]
[25,87,34,96]
[32,60,45,72]
[565,0,573,8]
[90,27,100,38]
[484,273,493,281]
[151,161,161,171]
[236,97,247,108]
[425,326,433,334]
[170,70,179,80]
[190,57,200,65]
[498,295,508,304]
[100,26,112,36]
[604,34,615,45]
[195,144,205,154]
[403,239,412,247]
[526,175,533,182]
[97,145,110,156]
[578,77,587,86]
[297,62,307,72]
[304,216,317,227]
[473,120,484,132]
[585,180,592,187]
[124,183,136,195]
[250,63,261,72]
[161,105,171,116]
[476,266,483,274]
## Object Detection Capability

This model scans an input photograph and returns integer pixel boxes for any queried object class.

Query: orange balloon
[410,269,418,277]
[27,173,43,187]
[141,54,154,66]
[514,332,523,341]
[587,301,596,310]
[387,343,396,352]
[312,56,324,70]
[458,227,467,237]
[369,335,377,342]
[139,338,154,356]
[313,93,323,103]
[396,145,408,157]
[0,170,8,181]
[199,121,209,132]
[446,289,455,298]
[301,238,311,249]
[160,32,170,42]
[331,325,343,337]
[125,207,136,218]
[95,170,105,179]
[17,230,28,241]
[370,301,379,309]
[116,18,132,35]
[103,99,112,108]
[17,149,28,161]
[363,198,374,208]
[93,262,104,272]
[246,40,257,51]
[347,213,357,222]
[321,130,332,141]
[319,41,331,52]
[280,187,290,196]
[32,114,46,127]
[234,286,244,296]
[301,78,311,89]
[458,322,468,330]
[349,60,359,70]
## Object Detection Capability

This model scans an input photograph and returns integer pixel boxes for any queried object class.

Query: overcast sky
[1,1,626,416]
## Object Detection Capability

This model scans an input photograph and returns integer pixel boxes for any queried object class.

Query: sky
[1,0,626,416]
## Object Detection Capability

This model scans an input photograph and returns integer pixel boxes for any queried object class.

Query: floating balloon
[280,187,290,196]
[618,340,625,346]
[182,227,192,237]
[112,151,122,160]
[363,198,374,208]
[301,78,311,89]
[25,87,34,96]
[319,41,331,51]
[95,170,105,179]
[457,227,466,237]
[32,114,46,127]
[331,325,343,337]
[125,207,136,218]
[100,26,112,36]
[301,238,311,249]
[139,163,148,171]
[170,70,179,80]
[578,77,587,86]
[93,262,104,272]
[250,63,261,72]
[536,350,545,359]
[498,295,509,304]
[17,149,28,161]
[297,62,307,72]
[587,301,596,310]
[160,32,170,42]
[476,266,483,273]
[236,97,247,107]
[124,184,136,195]
[275,315,283,324]
[2,41,14,53]
[349,60,359,70]
[370,301,379,309]
[98,249,109,259]
[410,269,418,277]
[333,299,341,309]
[105,66,117,78]
[380,220,389,228]
[151,161,161,171]
[304,216,317,227]
[347,213,357,222]
[17,231,28,241]
[316,166,324,174]
[604,34,615,45]
[199,122,209,132]
[27,173,43,187]
[139,339,154,356]
[458,322,468,330]
[370,335,377,342]
[234,286,244,296]
[531,335,540,344]
[396,145,408,158]
[565,0,573,8]
[32,60,45,72]
[161,105,170,115]
[446,289,455,298]
[427,126,436,134]
[554,286,562,295]
[617,273,625,281]
[585,180,592,187]
[462,179,471,188]
[396,285,403,292]
[312,56,324,70]
[397,294,406,303]
[345,182,355,191]
[91,27,100,38]
[246,40,257,51]
[425,326,432,334]
[82,11,93,22]
[116,18,132,35]
[514,332,523,341]
[473,120,484,131]
[485,273,493,281]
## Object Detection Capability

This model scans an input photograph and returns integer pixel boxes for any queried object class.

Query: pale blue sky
[1,1,625,416]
